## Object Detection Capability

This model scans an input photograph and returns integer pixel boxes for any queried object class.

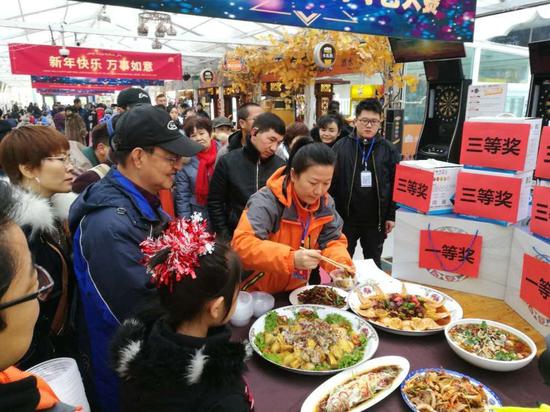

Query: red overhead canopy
[9,43,182,80]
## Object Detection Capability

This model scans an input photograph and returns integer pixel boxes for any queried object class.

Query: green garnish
[264,311,278,332]
[325,314,351,329]
[480,321,488,330]
[255,334,266,351]
[264,353,282,364]
[495,351,517,361]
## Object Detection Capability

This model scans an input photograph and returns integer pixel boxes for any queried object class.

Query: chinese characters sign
[419,230,482,277]
[531,186,550,239]
[460,122,530,171]
[393,164,433,213]
[535,127,550,180]
[454,172,521,223]
[520,254,550,318]
[9,43,182,80]
[79,0,476,42]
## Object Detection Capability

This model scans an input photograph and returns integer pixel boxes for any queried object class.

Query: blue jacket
[69,168,170,412]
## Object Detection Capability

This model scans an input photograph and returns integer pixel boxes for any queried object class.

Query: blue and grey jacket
[68,168,170,412]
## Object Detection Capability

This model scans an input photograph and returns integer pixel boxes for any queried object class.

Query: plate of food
[289,285,349,310]
[401,368,502,411]
[301,355,410,412]
[348,281,463,336]
[249,305,379,375]
[445,318,537,372]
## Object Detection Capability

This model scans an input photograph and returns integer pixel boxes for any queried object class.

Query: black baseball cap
[117,87,151,108]
[112,104,202,157]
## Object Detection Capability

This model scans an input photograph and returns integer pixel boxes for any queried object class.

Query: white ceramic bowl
[230,291,254,327]
[251,291,275,318]
[444,318,537,372]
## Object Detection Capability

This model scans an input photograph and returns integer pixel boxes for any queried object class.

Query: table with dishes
[231,260,548,412]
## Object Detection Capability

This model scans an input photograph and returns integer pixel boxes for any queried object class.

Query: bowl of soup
[445,318,536,372]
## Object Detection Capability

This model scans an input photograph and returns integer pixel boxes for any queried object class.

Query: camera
[59,47,70,57]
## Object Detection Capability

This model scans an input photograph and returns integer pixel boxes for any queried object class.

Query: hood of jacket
[111,317,251,389]
[11,186,77,240]
[226,129,244,152]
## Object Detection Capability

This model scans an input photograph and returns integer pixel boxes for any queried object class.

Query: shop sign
[200,69,215,84]
[82,0,476,41]
[520,254,550,318]
[460,122,531,171]
[419,230,482,278]
[9,43,182,80]
[314,42,336,69]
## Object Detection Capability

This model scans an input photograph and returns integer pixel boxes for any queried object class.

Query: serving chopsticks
[299,247,355,274]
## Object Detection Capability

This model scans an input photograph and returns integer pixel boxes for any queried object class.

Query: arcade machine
[416,59,471,163]
[526,39,550,126]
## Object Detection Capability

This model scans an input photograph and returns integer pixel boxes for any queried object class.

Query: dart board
[537,81,550,123]
[435,85,460,122]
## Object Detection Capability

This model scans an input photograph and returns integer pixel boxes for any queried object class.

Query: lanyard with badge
[292,215,311,281]
[358,138,375,188]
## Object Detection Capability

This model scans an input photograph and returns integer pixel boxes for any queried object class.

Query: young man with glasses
[330,98,401,268]
[68,104,202,411]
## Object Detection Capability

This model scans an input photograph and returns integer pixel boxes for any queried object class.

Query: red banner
[419,230,482,278]
[454,171,522,223]
[460,122,531,171]
[393,164,433,213]
[9,43,182,80]
[535,127,550,180]
[531,186,550,239]
[32,82,126,92]
[520,254,550,318]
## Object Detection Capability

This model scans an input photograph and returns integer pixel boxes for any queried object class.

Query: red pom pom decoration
[140,213,215,290]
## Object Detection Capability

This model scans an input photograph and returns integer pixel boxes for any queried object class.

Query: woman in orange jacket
[232,137,354,294]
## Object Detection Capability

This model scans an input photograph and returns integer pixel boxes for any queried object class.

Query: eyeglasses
[0,265,54,311]
[150,152,183,166]
[356,118,381,126]
[44,154,72,165]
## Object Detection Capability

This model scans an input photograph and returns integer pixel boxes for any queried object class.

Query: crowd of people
[0,86,400,411]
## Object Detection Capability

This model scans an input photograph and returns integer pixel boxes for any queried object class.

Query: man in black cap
[116,87,151,113]
[68,104,202,412]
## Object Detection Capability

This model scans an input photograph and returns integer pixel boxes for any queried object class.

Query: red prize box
[454,169,532,224]
[419,230,482,278]
[535,126,550,179]
[393,161,461,214]
[461,122,530,171]
[530,186,550,239]
[520,254,550,318]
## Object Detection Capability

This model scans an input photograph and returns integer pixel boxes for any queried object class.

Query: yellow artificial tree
[222,29,418,102]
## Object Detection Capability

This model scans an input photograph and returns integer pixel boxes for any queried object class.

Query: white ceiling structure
[0,0,548,91]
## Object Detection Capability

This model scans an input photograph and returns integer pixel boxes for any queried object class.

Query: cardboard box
[393,159,461,214]
[530,185,550,240]
[505,226,550,336]
[460,117,542,172]
[454,169,533,225]
[392,209,513,299]
[535,126,550,179]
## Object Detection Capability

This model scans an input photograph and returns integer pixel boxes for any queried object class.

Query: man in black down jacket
[216,103,264,161]
[208,112,286,240]
[330,98,400,268]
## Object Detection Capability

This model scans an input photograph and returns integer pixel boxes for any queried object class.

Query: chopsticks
[299,247,355,274]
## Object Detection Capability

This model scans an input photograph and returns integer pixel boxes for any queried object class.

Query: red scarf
[195,142,217,205]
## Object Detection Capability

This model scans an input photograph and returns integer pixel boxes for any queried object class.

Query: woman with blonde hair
[65,106,87,145]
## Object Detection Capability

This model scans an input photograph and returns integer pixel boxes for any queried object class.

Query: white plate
[301,356,410,412]
[445,318,537,372]
[289,285,349,310]
[249,305,379,375]
[401,368,502,411]
[348,281,463,336]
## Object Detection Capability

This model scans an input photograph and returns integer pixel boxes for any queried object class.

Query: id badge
[360,171,372,188]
